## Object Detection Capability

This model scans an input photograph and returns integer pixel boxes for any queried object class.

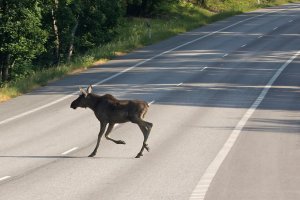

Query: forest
[0,0,293,89]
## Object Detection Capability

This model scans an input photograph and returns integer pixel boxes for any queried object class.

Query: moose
[70,85,153,158]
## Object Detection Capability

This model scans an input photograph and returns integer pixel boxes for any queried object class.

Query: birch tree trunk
[1,55,10,82]
[51,0,60,65]
[67,19,79,63]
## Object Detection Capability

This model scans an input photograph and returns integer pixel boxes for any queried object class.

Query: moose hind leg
[145,121,153,132]
[135,124,151,158]
[105,123,126,144]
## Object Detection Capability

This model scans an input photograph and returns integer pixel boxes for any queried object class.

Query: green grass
[1,0,299,102]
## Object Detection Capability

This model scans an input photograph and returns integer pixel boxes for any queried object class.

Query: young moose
[70,85,153,158]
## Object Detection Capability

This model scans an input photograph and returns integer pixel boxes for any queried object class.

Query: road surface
[0,3,299,200]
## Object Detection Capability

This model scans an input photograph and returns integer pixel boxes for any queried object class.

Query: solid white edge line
[0,94,74,126]
[61,147,78,155]
[189,50,300,200]
[0,176,11,182]
[0,8,281,126]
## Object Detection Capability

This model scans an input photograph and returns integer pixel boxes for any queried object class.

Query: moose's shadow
[0,155,135,160]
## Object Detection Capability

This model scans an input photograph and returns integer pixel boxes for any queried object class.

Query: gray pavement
[0,3,300,200]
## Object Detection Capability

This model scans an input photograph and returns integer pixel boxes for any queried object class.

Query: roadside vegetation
[0,0,299,102]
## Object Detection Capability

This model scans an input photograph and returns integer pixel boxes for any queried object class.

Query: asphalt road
[0,3,300,200]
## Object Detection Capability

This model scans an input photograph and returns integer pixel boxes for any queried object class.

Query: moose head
[70,85,93,109]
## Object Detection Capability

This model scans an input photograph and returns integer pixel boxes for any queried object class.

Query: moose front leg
[89,121,107,157]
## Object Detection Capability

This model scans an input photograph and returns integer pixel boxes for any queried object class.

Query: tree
[0,0,47,83]
[38,0,79,66]
[37,0,123,65]
[75,0,123,52]
[125,0,178,17]
[184,0,207,7]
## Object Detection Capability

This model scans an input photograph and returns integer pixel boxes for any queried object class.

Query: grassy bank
[0,0,299,102]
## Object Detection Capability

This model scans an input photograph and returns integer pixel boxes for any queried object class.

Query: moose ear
[79,87,88,97]
[87,85,93,94]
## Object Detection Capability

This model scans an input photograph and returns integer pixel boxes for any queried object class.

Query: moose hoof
[116,140,126,145]
[135,153,143,158]
[88,152,96,157]
[144,144,150,152]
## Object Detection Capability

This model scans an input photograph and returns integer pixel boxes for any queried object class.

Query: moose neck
[86,94,100,111]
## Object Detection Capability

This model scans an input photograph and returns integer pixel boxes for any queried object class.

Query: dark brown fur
[70,86,153,158]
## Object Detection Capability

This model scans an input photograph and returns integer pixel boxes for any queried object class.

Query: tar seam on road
[0,8,282,126]
[189,50,300,200]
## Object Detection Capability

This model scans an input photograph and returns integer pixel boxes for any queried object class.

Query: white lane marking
[177,83,183,86]
[148,100,155,105]
[273,27,278,30]
[222,54,228,57]
[0,9,281,126]
[288,19,293,22]
[208,67,276,71]
[61,147,78,155]
[200,66,207,71]
[0,94,73,126]
[241,44,247,47]
[189,50,300,200]
[258,35,263,38]
[0,176,11,182]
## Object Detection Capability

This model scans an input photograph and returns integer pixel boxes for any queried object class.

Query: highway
[0,3,300,200]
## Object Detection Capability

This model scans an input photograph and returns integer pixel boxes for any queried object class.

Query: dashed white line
[176,83,183,86]
[61,147,78,155]
[273,27,278,30]
[0,8,282,126]
[258,35,263,38]
[189,50,300,200]
[149,100,155,105]
[241,44,247,47]
[200,66,207,71]
[222,53,228,57]
[288,19,294,22]
[0,176,11,182]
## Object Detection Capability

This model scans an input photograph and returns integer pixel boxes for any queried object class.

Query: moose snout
[70,102,77,109]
